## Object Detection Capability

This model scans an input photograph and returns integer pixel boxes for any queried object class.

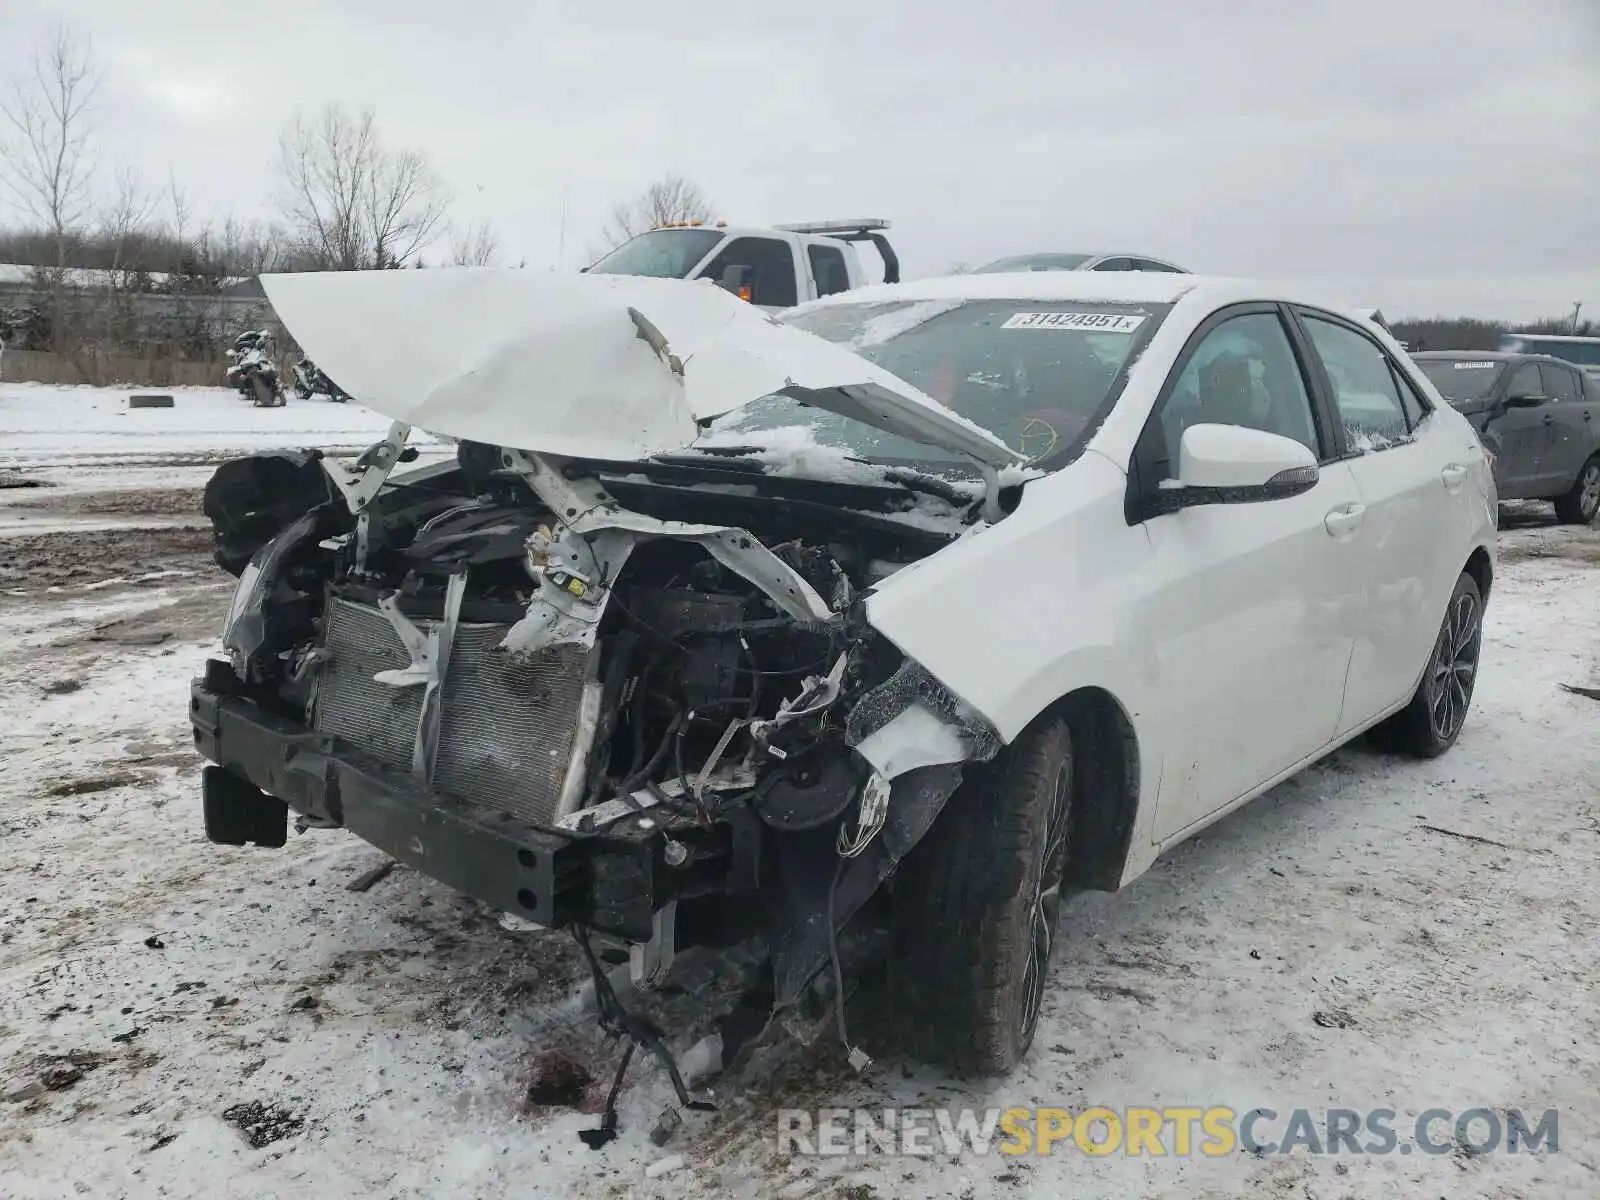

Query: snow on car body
[192,267,1497,1090]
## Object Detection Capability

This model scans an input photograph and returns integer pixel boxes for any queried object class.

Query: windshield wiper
[650,448,770,474]
[655,447,982,510]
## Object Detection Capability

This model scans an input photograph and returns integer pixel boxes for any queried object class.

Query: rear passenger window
[1541,365,1580,403]
[1301,315,1411,451]
[696,237,798,307]
[807,245,851,297]
[1093,258,1133,271]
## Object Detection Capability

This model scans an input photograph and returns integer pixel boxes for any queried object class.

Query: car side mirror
[1502,392,1545,409]
[710,264,752,294]
[1153,423,1320,513]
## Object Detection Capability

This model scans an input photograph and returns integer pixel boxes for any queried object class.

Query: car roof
[1412,350,1573,367]
[789,272,1368,316]
[975,250,1188,271]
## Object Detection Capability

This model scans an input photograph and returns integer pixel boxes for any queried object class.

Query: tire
[1553,456,1600,525]
[293,383,312,400]
[249,376,274,408]
[1368,573,1483,758]
[887,714,1074,1074]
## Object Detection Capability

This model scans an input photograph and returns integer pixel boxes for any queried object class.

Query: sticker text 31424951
[1002,312,1147,334]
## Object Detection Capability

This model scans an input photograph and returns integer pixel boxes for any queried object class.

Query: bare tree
[274,104,450,270]
[101,168,157,272]
[448,219,501,266]
[0,22,102,252]
[598,174,713,250]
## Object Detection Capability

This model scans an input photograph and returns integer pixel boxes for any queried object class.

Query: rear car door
[806,244,852,298]
[694,236,800,309]
[1539,363,1595,489]
[1293,310,1471,734]
[1133,306,1364,842]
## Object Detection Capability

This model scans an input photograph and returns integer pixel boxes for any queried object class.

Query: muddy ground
[1,483,1596,1200]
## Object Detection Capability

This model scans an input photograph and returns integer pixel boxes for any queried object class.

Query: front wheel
[1553,457,1600,525]
[1368,572,1483,758]
[888,714,1074,1074]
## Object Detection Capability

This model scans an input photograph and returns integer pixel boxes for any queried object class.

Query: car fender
[864,450,1161,845]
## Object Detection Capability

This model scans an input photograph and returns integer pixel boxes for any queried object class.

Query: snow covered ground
[1,386,1597,1199]
[0,382,445,474]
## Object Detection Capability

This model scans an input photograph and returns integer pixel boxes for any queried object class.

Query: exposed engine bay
[195,426,1005,1139]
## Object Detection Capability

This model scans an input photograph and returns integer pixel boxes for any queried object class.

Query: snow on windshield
[843,300,966,351]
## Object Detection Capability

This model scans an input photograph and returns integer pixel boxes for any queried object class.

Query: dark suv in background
[1414,351,1600,524]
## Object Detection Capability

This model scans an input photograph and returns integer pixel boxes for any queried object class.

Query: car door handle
[1324,503,1366,538]
[1543,414,1554,425]
[1440,463,1468,492]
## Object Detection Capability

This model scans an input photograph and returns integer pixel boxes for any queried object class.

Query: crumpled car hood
[259,268,1025,470]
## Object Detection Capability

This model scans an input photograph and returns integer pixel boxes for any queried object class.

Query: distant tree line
[1390,313,1596,353]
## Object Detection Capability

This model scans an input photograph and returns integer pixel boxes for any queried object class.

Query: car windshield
[701,298,1169,470]
[973,253,1092,274]
[1417,358,1504,403]
[587,229,724,278]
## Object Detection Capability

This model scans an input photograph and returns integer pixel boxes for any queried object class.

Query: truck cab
[585,219,899,310]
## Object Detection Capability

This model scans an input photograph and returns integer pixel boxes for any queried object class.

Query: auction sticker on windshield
[1002,312,1147,333]
[1453,362,1498,369]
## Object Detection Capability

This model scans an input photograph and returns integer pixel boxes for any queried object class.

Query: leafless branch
[599,174,713,251]
[273,103,450,270]
[448,219,501,266]
[0,22,102,246]
[100,167,157,274]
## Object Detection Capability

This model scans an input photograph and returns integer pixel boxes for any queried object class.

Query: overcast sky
[2,0,1596,320]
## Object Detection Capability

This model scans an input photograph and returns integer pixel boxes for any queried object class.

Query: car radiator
[311,597,596,826]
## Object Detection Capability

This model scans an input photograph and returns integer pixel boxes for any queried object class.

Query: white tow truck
[584,218,900,310]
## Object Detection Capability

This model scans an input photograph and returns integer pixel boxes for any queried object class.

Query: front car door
[1293,310,1480,734]
[1485,362,1550,497]
[1130,306,1364,843]
[1538,362,1594,491]
[694,236,800,309]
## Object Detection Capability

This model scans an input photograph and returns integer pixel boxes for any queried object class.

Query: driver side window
[1504,363,1542,399]
[1148,312,1322,483]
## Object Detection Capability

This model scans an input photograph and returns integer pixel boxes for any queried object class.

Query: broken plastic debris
[645,1154,686,1179]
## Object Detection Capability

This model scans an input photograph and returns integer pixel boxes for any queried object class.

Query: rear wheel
[1368,572,1483,758]
[1553,456,1600,525]
[249,376,275,408]
[888,714,1074,1074]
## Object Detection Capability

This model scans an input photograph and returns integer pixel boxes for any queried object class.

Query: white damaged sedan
[191,268,1496,1105]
